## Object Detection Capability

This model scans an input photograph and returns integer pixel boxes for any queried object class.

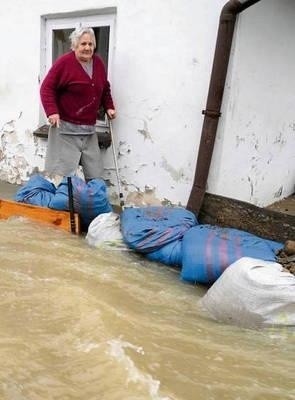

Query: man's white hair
[69,26,96,50]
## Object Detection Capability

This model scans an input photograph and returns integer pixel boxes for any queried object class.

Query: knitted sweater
[40,51,114,125]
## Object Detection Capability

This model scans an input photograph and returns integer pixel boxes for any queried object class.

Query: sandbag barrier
[15,174,112,231]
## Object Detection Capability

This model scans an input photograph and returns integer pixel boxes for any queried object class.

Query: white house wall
[209,0,295,206]
[0,0,294,207]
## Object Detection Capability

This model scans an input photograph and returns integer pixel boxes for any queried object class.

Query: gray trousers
[45,126,103,180]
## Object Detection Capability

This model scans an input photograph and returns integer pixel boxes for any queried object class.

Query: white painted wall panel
[210,0,295,206]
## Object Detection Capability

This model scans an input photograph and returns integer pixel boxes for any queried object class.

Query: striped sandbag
[181,225,283,284]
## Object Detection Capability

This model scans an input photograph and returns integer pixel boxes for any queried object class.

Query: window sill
[33,124,112,149]
[33,124,49,138]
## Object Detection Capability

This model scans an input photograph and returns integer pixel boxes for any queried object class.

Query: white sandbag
[86,212,128,250]
[199,257,295,328]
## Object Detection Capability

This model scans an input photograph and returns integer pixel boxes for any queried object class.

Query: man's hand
[106,109,116,120]
[48,114,60,127]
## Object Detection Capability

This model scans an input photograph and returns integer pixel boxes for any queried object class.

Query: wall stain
[274,186,283,198]
[273,131,287,147]
[247,176,254,198]
[235,135,245,147]
[118,141,132,159]
[161,157,186,182]
[134,163,148,173]
[137,120,154,142]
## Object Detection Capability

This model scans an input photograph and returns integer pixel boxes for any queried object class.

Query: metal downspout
[186,0,261,214]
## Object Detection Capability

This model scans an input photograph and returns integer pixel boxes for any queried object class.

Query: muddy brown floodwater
[0,181,294,400]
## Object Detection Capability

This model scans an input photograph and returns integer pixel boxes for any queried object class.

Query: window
[40,13,115,126]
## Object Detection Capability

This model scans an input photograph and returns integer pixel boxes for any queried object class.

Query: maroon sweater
[40,51,114,125]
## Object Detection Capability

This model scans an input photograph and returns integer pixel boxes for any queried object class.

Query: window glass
[94,26,110,69]
[52,28,73,61]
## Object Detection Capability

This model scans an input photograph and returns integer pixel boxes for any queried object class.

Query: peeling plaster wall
[0,117,46,184]
[0,0,294,207]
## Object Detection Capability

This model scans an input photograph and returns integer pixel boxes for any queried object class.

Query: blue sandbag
[181,225,283,284]
[49,176,112,229]
[120,206,197,253]
[146,239,183,267]
[15,174,56,207]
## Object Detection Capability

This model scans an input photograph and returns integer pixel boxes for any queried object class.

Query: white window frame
[40,13,115,127]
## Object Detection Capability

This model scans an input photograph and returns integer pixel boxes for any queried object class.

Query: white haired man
[40,26,116,181]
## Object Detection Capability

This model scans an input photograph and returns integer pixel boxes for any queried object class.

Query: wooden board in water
[0,199,81,234]
[199,193,294,242]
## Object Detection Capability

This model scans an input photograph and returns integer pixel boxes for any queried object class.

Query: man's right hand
[48,114,60,127]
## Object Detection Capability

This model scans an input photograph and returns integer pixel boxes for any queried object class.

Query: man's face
[74,33,95,62]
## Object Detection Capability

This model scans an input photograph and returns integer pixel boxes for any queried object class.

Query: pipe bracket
[202,109,222,118]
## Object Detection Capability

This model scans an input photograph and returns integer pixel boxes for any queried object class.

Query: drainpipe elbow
[220,0,241,21]
[220,0,261,21]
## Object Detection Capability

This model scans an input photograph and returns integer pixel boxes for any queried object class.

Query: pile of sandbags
[117,207,282,283]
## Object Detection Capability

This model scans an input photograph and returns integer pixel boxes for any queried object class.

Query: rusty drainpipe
[186,0,261,215]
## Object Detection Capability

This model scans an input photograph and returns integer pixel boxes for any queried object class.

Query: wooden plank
[0,199,81,234]
[199,193,295,243]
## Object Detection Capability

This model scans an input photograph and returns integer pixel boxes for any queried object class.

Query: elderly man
[40,26,116,181]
